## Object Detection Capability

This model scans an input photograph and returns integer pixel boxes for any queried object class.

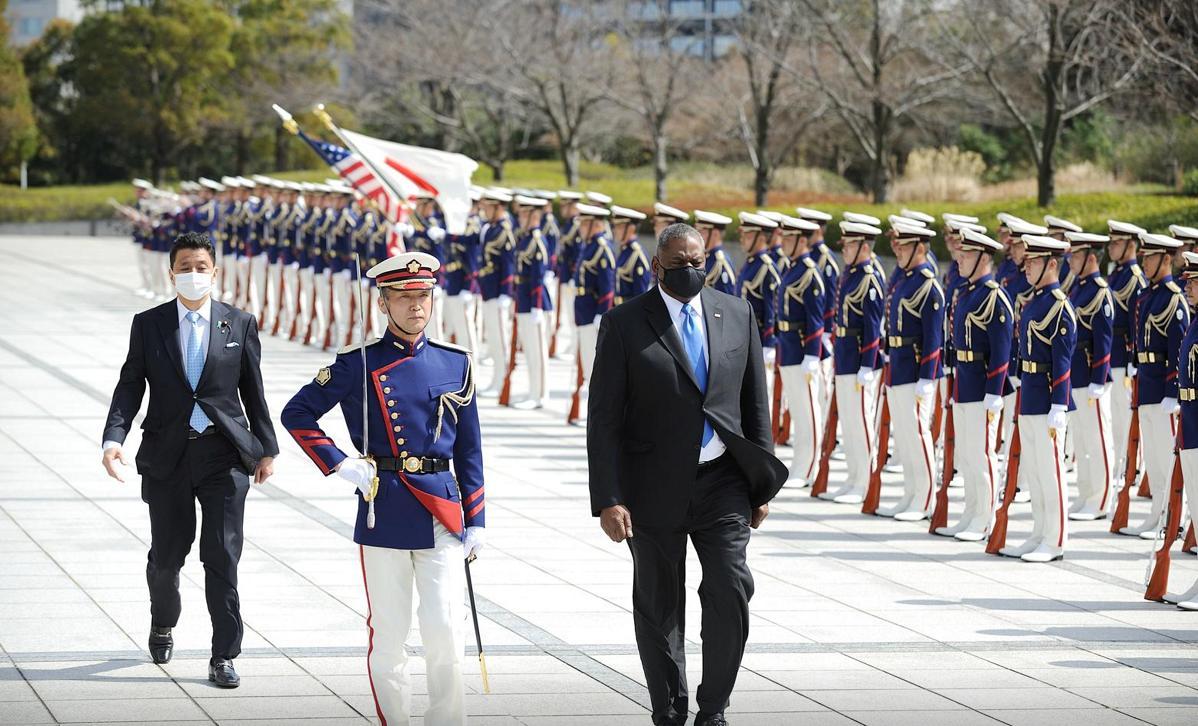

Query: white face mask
[174,271,213,301]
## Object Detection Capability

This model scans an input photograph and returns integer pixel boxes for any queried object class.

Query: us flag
[295,129,402,225]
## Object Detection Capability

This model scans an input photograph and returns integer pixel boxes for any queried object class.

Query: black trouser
[627,455,755,723]
[142,433,250,659]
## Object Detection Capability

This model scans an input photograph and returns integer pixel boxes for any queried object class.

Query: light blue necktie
[185,311,212,431]
[680,304,714,447]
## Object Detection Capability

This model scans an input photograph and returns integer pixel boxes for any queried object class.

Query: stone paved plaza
[0,235,1196,725]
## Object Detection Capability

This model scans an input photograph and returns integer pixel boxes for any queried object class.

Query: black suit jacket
[587,286,789,528]
[103,299,279,480]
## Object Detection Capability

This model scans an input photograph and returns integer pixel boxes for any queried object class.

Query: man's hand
[599,504,634,543]
[253,456,274,485]
[750,504,769,529]
[102,446,128,483]
[336,458,376,496]
[464,526,485,559]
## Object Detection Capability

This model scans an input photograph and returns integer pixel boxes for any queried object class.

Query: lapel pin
[714,312,721,318]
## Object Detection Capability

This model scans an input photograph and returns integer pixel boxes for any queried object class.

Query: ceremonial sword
[354,252,379,529]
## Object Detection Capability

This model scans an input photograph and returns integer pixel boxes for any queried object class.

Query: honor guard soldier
[409,193,448,339]
[775,215,826,486]
[329,185,360,349]
[1064,231,1115,520]
[232,179,255,310]
[999,216,1048,479]
[281,251,484,725]
[737,212,782,360]
[694,210,737,295]
[350,203,378,344]
[1000,234,1075,563]
[260,180,285,333]
[757,210,790,274]
[293,185,323,342]
[443,189,482,353]
[844,212,888,286]
[653,202,689,238]
[1171,250,1198,608]
[797,207,840,410]
[1171,224,1198,269]
[612,205,651,305]
[131,179,155,297]
[823,220,885,504]
[478,189,517,395]
[572,203,616,416]
[1044,215,1082,293]
[246,176,274,318]
[513,195,554,409]
[1105,220,1148,477]
[1121,232,1189,538]
[877,223,944,520]
[216,177,242,302]
[552,190,583,357]
[278,183,309,340]
[937,228,1012,541]
[311,185,340,347]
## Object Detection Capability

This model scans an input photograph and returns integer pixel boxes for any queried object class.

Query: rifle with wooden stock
[986,389,1021,555]
[1111,379,1141,533]
[862,386,890,515]
[930,374,955,532]
[1144,450,1185,602]
[811,390,839,498]
[498,307,519,406]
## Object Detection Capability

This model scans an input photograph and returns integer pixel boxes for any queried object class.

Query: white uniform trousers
[1110,369,1135,476]
[296,267,315,340]
[249,253,268,318]
[882,383,937,518]
[331,269,352,348]
[368,283,386,339]
[155,250,172,298]
[577,319,601,392]
[209,246,222,297]
[430,287,446,340]
[779,364,822,484]
[137,246,153,295]
[262,259,282,331]
[516,310,549,404]
[235,254,251,309]
[1010,414,1069,556]
[312,270,332,346]
[1001,390,1018,460]
[1068,389,1114,514]
[827,373,876,500]
[819,356,835,416]
[279,263,300,338]
[443,292,479,352]
[949,400,1000,535]
[359,525,466,726]
[1174,449,1198,601]
[1131,403,1176,533]
[481,297,512,391]
[553,284,577,357]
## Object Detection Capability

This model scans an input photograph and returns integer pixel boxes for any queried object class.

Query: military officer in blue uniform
[513,195,554,409]
[875,223,944,520]
[408,193,448,339]
[573,203,616,417]
[311,185,341,347]
[244,176,274,319]
[215,177,242,303]
[1105,220,1149,478]
[1172,251,1198,609]
[278,183,308,340]
[1121,232,1189,539]
[612,205,651,305]
[695,210,737,295]
[1045,215,1082,294]
[653,201,689,238]
[328,185,360,350]
[1170,224,1198,271]
[796,207,840,411]
[478,189,517,394]
[281,251,483,725]
[1063,231,1116,520]
[999,234,1076,563]
[737,212,782,360]
[443,189,482,354]
[756,210,789,274]
[775,215,825,487]
[822,220,885,504]
[551,190,583,358]
[936,228,1012,541]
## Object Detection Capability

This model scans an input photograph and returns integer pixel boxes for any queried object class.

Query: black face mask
[661,264,706,300]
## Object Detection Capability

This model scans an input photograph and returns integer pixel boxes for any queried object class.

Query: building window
[712,34,737,57]
[669,0,705,18]
[713,0,742,17]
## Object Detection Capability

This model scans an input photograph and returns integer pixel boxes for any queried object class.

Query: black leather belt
[887,335,919,348]
[1137,351,1164,364]
[956,350,981,363]
[187,426,218,440]
[374,456,450,474]
[1021,361,1048,374]
[777,321,803,334]
[835,326,861,338]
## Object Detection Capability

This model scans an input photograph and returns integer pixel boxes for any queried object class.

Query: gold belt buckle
[403,456,422,474]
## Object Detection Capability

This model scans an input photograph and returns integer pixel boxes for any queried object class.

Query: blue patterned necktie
[185,311,212,431]
[680,303,714,447]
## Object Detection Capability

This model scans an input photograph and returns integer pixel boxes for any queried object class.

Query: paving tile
[44,697,208,723]
[982,708,1156,726]
[0,700,56,723]
[1064,686,1198,709]
[194,695,362,721]
[844,710,1004,726]
[798,688,964,711]
[932,686,1100,710]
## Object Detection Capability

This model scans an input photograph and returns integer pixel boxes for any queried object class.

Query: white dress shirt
[658,286,727,462]
[102,298,213,452]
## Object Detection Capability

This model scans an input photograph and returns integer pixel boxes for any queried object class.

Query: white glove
[1087,383,1107,400]
[1162,396,1180,415]
[397,222,415,237]
[428,227,446,243]
[801,355,820,374]
[499,294,512,306]
[984,393,1003,412]
[764,348,777,366]
[821,332,833,349]
[1009,375,1021,390]
[458,289,473,299]
[857,367,875,386]
[916,378,935,397]
[464,526,485,559]
[1127,362,1137,377]
[1048,404,1068,435]
[336,458,375,496]
[531,307,545,324]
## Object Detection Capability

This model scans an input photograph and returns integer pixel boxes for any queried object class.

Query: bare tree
[606,0,701,202]
[947,0,1147,206]
[797,0,967,203]
[1122,0,1198,123]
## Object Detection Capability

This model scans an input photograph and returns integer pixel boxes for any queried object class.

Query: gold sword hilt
[363,455,379,529]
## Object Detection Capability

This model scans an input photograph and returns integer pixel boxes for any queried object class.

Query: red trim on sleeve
[464,488,484,506]
[803,327,824,344]
[290,429,333,475]
[1090,354,1111,368]
[860,339,880,353]
[1166,370,1178,381]
[467,500,485,520]
[986,363,1009,379]
[920,349,941,364]
[1051,371,1071,388]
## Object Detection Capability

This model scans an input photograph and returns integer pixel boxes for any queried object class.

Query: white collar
[177,297,213,324]
[658,284,703,320]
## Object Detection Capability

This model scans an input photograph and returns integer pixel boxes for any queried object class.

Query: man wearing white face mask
[101,232,278,688]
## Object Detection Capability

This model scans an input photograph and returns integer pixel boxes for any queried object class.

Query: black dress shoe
[695,713,727,726]
[208,658,240,688]
[148,627,173,664]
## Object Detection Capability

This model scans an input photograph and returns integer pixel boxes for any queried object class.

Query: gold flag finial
[313,103,334,131]
[272,104,298,135]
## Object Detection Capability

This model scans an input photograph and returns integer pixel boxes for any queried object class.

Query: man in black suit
[102,232,278,688]
[588,223,788,726]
